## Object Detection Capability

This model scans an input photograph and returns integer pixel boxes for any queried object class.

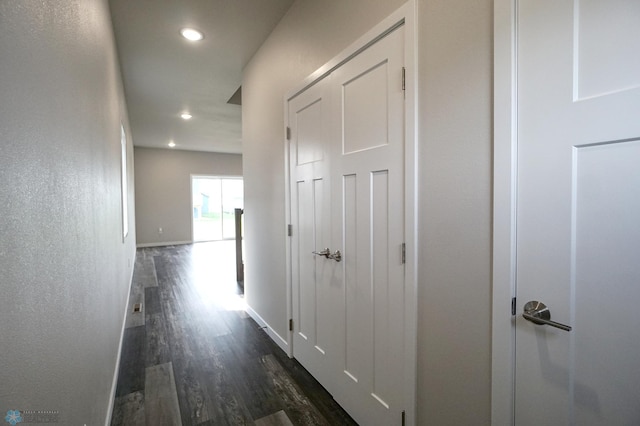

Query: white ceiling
[109,0,294,154]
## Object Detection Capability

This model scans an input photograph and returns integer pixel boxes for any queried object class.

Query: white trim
[120,124,129,242]
[402,1,418,424]
[136,241,192,248]
[190,174,195,242]
[492,0,517,424]
[283,107,294,357]
[283,1,418,423]
[285,3,411,102]
[105,254,136,426]
[245,305,290,354]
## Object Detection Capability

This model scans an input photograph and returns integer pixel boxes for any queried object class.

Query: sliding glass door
[192,176,243,242]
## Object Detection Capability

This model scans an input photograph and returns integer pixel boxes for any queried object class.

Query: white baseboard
[105,255,136,426]
[136,240,192,248]
[245,305,290,356]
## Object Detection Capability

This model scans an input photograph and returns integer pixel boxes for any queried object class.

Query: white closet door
[289,23,406,426]
[289,77,334,383]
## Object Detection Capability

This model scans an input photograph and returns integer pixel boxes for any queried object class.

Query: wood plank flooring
[111,242,357,426]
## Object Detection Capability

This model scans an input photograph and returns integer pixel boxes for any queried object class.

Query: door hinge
[401,410,406,426]
[289,318,294,331]
[287,224,293,237]
[401,67,406,91]
[401,243,406,264]
[511,297,516,316]
[286,126,291,140]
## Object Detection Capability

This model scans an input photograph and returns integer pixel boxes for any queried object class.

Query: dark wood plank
[145,312,171,368]
[214,333,285,420]
[145,362,182,426]
[269,340,359,425]
[112,242,358,426]
[260,354,331,425]
[114,325,146,397]
[144,286,161,315]
[110,391,144,426]
[197,354,255,425]
[254,410,294,426]
[172,356,209,425]
[133,249,158,288]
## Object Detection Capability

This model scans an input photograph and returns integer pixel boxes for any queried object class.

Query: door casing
[492,0,519,423]
[283,1,418,424]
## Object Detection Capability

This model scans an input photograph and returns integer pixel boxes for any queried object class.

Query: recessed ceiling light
[168,141,176,148]
[180,113,192,120]
[180,28,204,42]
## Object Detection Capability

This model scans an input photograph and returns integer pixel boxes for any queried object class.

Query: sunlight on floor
[190,240,246,312]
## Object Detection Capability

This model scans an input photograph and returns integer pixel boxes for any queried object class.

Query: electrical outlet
[158,227,163,234]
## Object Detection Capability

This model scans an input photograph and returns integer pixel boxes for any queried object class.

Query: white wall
[0,1,136,424]
[243,0,493,424]
[134,147,243,246]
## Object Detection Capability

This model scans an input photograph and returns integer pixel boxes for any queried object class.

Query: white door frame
[492,0,518,424]
[283,1,418,423]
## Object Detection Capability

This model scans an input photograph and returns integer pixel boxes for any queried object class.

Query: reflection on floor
[111,241,357,426]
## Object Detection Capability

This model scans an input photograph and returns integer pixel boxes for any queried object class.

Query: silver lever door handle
[522,301,572,332]
[312,248,331,258]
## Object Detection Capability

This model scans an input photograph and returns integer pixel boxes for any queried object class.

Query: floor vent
[133,303,142,313]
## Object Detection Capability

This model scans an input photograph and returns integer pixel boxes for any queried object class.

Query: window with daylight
[120,124,128,240]
[191,176,243,242]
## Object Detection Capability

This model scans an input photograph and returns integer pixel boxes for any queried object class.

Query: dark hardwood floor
[111,241,357,426]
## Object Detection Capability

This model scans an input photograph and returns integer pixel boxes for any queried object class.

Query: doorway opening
[191,176,243,242]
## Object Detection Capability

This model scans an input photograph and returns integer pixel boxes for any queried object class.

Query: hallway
[111,242,356,425]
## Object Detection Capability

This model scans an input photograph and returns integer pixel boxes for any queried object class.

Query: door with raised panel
[289,76,335,384]
[514,0,640,424]
[288,24,406,426]
[328,25,405,426]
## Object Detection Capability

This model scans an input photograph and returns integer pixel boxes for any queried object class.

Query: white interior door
[329,26,405,426]
[288,24,406,426]
[289,76,334,383]
[514,0,640,424]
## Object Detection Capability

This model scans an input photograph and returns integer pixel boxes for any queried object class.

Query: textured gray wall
[417,0,492,424]
[242,0,493,424]
[0,1,136,424]
[134,147,242,246]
